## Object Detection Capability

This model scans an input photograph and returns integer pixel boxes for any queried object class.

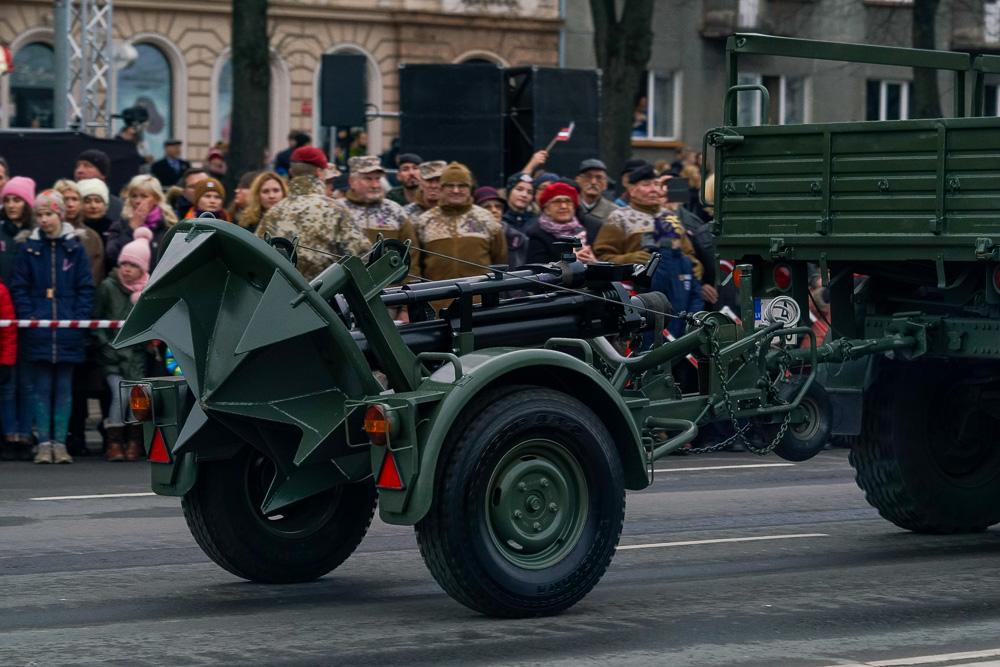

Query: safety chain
[685,320,792,456]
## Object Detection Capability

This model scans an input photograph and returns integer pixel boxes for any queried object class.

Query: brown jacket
[594,204,703,280]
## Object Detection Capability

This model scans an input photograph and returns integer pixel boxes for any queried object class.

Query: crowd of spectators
[0,134,728,463]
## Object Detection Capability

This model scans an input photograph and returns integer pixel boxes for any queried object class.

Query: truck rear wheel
[182,446,377,583]
[416,387,625,618]
[850,361,1000,533]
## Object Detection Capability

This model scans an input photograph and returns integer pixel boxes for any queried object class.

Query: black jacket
[151,157,191,189]
[525,213,602,265]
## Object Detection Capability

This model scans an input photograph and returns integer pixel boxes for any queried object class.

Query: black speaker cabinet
[399,63,507,187]
[505,67,602,181]
[321,54,368,127]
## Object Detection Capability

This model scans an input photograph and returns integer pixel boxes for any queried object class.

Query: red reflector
[774,264,792,291]
[149,429,170,463]
[993,267,1000,292]
[376,451,404,489]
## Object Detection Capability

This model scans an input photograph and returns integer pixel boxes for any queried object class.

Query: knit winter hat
[473,186,504,207]
[77,178,109,204]
[76,149,111,177]
[439,162,473,188]
[0,176,36,209]
[118,226,153,273]
[34,189,66,220]
[538,182,579,210]
[193,178,226,205]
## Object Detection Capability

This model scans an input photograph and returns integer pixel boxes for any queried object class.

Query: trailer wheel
[182,447,377,583]
[416,387,625,618]
[850,361,1000,533]
[757,375,833,462]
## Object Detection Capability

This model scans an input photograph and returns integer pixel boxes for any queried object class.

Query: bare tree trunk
[590,0,655,192]
[227,0,271,199]
[911,0,942,119]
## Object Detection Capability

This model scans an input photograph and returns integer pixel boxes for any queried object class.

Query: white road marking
[818,648,1000,666]
[654,463,795,473]
[617,533,828,550]
[30,492,156,501]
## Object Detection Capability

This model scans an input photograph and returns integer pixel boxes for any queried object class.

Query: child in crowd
[11,190,95,464]
[105,175,177,273]
[54,179,104,287]
[77,177,114,245]
[0,176,35,460]
[0,269,17,461]
[92,227,153,461]
[182,178,229,221]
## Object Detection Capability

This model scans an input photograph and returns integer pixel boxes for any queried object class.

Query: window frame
[632,69,682,144]
[869,79,910,121]
[736,73,809,127]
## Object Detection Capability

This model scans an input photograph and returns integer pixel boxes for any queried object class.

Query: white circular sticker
[764,295,801,326]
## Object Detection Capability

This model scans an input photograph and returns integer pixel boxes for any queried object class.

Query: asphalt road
[2,449,1000,667]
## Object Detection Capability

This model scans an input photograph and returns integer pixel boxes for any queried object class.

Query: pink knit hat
[1,176,36,209]
[118,227,153,274]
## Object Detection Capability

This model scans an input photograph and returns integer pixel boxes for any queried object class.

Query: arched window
[211,51,290,160]
[117,43,173,159]
[216,59,234,144]
[10,43,55,129]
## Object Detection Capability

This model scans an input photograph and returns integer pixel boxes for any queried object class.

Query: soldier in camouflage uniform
[255,146,370,281]
[401,160,446,222]
[343,155,420,278]
[413,162,507,302]
[594,163,703,279]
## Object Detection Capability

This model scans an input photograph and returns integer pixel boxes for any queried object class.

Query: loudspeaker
[321,54,368,127]
[399,63,507,187]
[505,67,602,181]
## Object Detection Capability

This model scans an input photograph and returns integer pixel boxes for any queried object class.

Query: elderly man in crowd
[256,146,369,281]
[342,155,420,277]
[402,160,446,222]
[413,161,506,303]
[574,158,618,222]
[594,162,702,279]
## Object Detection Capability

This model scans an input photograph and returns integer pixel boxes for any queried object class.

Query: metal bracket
[929,216,946,235]
[769,238,788,259]
[975,237,999,260]
[815,211,831,235]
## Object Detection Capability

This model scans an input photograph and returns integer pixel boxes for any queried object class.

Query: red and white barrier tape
[0,320,124,329]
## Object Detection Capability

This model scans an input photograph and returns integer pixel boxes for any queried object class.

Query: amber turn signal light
[364,404,392,446]
[129,385,154,422]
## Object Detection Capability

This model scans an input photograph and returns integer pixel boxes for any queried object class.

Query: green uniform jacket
[92,270,151,380]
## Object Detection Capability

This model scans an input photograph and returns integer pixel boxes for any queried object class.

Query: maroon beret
[290,146,328,169]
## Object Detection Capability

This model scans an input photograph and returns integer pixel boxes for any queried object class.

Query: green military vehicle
[115,34,1000,618]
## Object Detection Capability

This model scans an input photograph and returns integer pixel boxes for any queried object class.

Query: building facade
[564,0,1000,165]
[0,0,560,165]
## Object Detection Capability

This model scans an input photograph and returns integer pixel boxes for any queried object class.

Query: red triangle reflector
[148,429,170,463]
[376,451,404,489]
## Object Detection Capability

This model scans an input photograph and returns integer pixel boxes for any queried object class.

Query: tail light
[129,385,153,422]
[364,404,394,446]
[773,264,792,291]
[993,266,1000,293]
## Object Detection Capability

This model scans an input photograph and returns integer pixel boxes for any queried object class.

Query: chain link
[683,321,792,456]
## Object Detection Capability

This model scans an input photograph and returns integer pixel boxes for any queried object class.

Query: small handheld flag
[544,121,575,152]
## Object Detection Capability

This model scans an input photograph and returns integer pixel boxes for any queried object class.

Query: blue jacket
[10,224,96,363]
[649,244,704,338]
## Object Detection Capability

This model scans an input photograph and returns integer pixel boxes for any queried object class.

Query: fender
[378,347,648,526]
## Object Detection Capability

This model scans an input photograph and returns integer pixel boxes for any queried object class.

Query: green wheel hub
[485,439,589,569]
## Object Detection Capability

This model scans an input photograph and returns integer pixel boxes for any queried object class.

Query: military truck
[114,34,1000,618]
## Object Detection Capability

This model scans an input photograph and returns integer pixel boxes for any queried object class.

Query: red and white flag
[556,122,575,142]
[0,47,13,76]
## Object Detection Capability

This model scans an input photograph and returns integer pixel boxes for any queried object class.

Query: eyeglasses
[443,183,469,191]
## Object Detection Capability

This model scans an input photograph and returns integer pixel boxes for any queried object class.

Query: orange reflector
[129,385,153,422]
[733,268,743,288]
[149,429,170,463]
[376,451,404,489]
[364,404,391,446]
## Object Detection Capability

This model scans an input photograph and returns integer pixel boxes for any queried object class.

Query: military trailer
[115,34,1000,618]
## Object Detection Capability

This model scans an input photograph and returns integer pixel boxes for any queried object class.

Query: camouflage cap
[349,155,384,175]
[419,160,448,180]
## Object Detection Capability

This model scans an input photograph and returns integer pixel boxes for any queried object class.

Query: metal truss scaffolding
[54,0,114,136]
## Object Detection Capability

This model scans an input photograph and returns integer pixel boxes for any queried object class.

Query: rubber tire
[759,375,833,462]
[415,387,625,618]
[182,447,377,583]
[849,361,1000,534]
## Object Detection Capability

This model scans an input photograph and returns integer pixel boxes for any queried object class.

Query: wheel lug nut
[514,510,523,519]
[540,478,549,487]
[533,522,542,532]
[549,503,558,513]
[518,482,527,492]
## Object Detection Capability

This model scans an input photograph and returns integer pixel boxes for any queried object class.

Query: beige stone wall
[0,0,560,163]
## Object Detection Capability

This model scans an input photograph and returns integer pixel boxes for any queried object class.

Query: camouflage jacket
[255,176,371,281]
[413,204,507,282]
[594,203,703,280]
[343,195,410,237]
